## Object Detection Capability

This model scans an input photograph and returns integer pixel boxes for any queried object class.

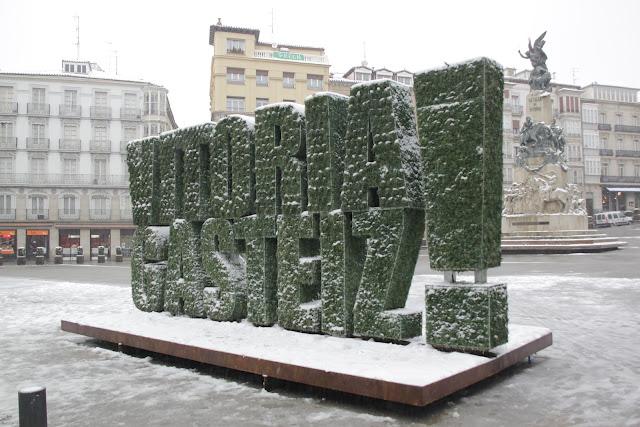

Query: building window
[226,96,245,113]
[634,116,639,127]
[618,138,624,150]
[93,158,108,182]
[30,195,46,213]
[93,125,108,141]
[63,158,78,176]
[91,195,109,215]
[144,91,165,115]
[227,68,245,84]
[559,97,564,113]
[64,90,77,107]
[397,76,412,85]
[355,72,371,81]
[599,112,606,124]
[512,120,520,135]
[30,157,46,177]
[94,91,107,107]
[635,140,640,152]
[601,138,608,148]
[618,163,624,177]
[226,38,245,54]
[601,163,608,176]
[256,70,269,87]
[63,195,77,214]
[144,123,160,137]
[256,98,269,109]
[635,164,640,177]
[0,157,13,176]
[0,193,12,214]
[307,74,323,90]
[31,123,45,140]
[0,121,14,140]
[616,114,623,126]
[283,72,295,88]
[32,87,45,105]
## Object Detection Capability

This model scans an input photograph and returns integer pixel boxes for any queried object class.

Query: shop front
[90,229,111,260]
[0,229,17,258]
[59,228,81,257]
[26,229,49,258]
[120,228,135,257]
[604,187,640,211]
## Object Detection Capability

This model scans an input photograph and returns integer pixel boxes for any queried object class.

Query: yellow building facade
[209,24,330,121]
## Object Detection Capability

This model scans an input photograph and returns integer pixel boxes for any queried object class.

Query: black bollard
[18,386,47,427]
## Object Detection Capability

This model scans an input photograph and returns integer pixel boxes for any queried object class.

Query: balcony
[0,209,16,220]
[26,137,50,150]
[616,150,640,158]
[26,209,49,220]
[59,138,81,152]
[90,106,112,119]
[120,209,133,220]
[58,209,80,221]
[254,50,328,64]
[27,103,50,116]
[599,148,614,156]
[89,209,111,220]
[226,47,245,55]
[90,140,111,153]
[0,136,17,150]
[59,104,82,117]
[598,123,612,131]
[143,108,166,117]
[0,173,129,187]
[120,107,141,121]
[601,175,640,184]
[0,102,18,115]
[614,125,640,134]
[511,104,523,115]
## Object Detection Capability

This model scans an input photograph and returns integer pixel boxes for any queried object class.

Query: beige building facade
[0,60,176,260]
[581,84,640,212]
[209,24,330,121]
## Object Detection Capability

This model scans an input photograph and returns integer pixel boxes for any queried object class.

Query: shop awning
[606,187,640,193]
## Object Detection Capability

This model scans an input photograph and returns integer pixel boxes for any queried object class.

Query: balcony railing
[511,104,523,115]
[120,107,141,121]
[90,106,112,119]
[58,209,80,221]
[89,209,111,220]
[27,103,50,116]
[0,102,18,115]
[26,137,50,150]
[59,138,81,152]
[59,104,82,117]
[0,173,129,186]
[598,123,612,131]
[90,140,111,153]
[120,209,133,220]
[143,108,166,117]
[254,50,329,64]
[599,148,614,156]
[0,209,16,220]
[614,124,640,134]
[0,136,17,150]
[616,150,640,158]
[601,175,640,183]
[26,209,49,220]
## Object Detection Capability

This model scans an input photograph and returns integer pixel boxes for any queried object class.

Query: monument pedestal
[502,213,587,234]
[526,91,553,123]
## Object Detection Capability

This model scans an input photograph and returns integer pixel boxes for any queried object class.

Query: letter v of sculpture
[414,57,508,352]
[126,57,508,352]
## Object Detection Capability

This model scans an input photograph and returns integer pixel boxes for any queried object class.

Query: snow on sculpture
[127,62,507,351]
[414,57,508,351]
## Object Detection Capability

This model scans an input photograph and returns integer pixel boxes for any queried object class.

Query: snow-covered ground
[1,274,639,426]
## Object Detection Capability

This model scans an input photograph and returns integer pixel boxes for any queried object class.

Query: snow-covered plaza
[1,226,639,426]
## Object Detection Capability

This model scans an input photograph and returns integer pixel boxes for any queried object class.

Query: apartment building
[581,84,640,212]
[328,63,414,95]
[209,23,330,121]
[501,68,587,208]
[0,60,176,260]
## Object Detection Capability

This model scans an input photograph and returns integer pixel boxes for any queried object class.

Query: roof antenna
[74,15,80,60]
[361,41,368,67]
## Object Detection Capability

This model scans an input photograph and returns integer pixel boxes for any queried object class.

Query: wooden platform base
[61,315,551,407]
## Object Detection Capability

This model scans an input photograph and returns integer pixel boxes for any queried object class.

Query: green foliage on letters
[276,213,322,333]
[414,57,503,271]
[157,131,179,224]
[131,226,169,312]
[211,115,256,218]
[127,136,158,226]
[254,103,307,216]
[201,218,247,321]
[305,93,349,212]
[425,283,508,351]
[165,219,208,317]
[352,208,424,340]
[342,80,423,212]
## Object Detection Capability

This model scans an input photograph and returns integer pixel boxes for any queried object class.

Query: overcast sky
[1,0,638,126]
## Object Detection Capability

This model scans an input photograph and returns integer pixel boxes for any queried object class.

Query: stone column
[80,228,90,255]
[48,228,59,260]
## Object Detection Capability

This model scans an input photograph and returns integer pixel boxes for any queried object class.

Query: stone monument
[503,32,587,233]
